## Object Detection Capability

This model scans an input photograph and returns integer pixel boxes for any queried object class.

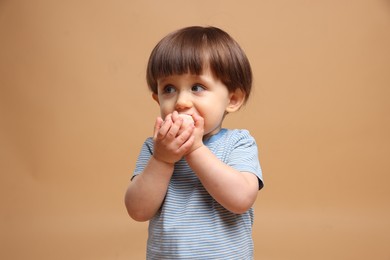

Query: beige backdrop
[1,0,389,259]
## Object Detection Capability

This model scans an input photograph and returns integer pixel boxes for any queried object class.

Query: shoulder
[226,129,253,138]
[222,129,257,146]
[144,137,154,146]
[207,128,258,153]
[139,137,154,154]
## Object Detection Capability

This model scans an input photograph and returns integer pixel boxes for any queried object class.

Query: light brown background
[1,0,389,259]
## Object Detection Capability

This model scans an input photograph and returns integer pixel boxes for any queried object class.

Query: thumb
[192,113,204,128]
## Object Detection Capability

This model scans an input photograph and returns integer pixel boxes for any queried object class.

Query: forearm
[124,156,174,221]
[185,145,258,214]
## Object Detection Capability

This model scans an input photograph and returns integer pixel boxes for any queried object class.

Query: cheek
[159,107,169,118]
[196,104,225,125]
[158,101,175,117]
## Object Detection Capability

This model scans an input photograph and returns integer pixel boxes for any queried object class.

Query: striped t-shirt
[133,128,263,259]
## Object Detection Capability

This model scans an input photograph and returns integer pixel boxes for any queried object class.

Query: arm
[124,113,195,221]
[124,156,174,222]
[185,146,259,214]
[185,113,259,214]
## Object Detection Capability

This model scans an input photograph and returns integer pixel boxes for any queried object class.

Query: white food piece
[178,114,194,127]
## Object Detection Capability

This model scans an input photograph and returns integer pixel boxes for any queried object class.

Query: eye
[163,85,176,94]
[191,84,205,92]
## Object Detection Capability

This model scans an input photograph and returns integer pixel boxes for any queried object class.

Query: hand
[185,113,204,155]
[152,112,195,164]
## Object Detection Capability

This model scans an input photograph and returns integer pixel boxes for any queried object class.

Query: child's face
[153,68,242,138]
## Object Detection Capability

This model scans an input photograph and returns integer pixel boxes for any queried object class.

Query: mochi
[178,114,194,127]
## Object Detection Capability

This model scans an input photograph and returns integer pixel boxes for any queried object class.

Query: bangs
[146,31,208,93]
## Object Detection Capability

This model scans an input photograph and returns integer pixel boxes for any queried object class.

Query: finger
[176,124,193,144]
[172,114,185,132]
[178,135,195,155]
[171,111,179,122]
[157,117,173,139]
[153,117,163,138]
[192,113,204,128]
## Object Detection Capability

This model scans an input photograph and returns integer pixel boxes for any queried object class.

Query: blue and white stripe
[133,128,263,259]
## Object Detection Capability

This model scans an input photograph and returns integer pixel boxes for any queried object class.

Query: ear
[226,89,245,113]
[152,93,159,104]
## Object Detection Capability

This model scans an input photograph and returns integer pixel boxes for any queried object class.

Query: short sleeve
[132,137,154,179]
[226,130,263,189]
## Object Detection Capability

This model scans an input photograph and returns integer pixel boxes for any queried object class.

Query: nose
[175,91,192,111]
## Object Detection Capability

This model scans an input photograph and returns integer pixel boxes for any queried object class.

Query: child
[124,26,263,259]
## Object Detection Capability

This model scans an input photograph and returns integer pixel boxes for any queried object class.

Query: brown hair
[146,26,253,102]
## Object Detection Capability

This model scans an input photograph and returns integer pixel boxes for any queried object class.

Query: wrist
[151,154,175,167]
[184,144,205,160]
